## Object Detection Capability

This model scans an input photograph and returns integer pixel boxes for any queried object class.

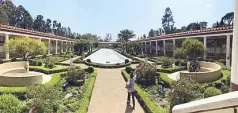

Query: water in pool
[84,49,131,64]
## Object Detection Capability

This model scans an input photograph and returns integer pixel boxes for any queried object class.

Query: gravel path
[87,68,144,113]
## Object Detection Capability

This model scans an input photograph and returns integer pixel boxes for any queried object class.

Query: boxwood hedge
[29,65,69,74]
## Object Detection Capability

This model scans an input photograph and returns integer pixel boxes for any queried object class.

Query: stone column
[48,39,51,55]
[173,39,176,57]
[61,41,63,53]
[231,0,238,91]
[145,42,147,52]
[204,36,207,60]
[55,40,58,54]
[5,34,9,60]
[226,35,231,67]
[163,40,166,56]
[156,40,158,55]
[150,41,152,54]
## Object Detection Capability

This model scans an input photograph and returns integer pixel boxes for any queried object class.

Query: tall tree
[0,5,8,25]
[199,21,208,29]
[15,5,33,29]
[45,18,52,33]
[2,0,16,26]
[104,33,112,42]
[52,20,57,34]
[32,15,45,32]
[117,29,135,42]
[148,29,155,37]
[220,12,234,26]
[162,7,175,34]
[143,34,147,38]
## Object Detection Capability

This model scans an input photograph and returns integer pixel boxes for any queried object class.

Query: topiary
[125,66,132,73]
[87,66,94,73]
[86,59,91,63]
[204,87,221,98]
[38,62,43,66]
[11,58,17,62]
[0,94,21,113]
[66,66,86,85]
[125,59,129,64]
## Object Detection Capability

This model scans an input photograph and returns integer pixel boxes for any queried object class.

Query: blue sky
[13,0,234,41]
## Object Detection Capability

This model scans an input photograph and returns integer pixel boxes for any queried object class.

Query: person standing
[126,71,137,109]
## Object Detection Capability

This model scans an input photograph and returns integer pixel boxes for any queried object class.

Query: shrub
[159,73,174,87]
[180,61,187,66]
[0,94,21,113]
[204,87,221,98]
[87,66,94,73]
[125,59,129,64]
[125,66,132,73]
[0,59,3,64]
[161,57,174,68]
[86,59,91,63]
[135,62,156,86]
[11,58,17,62]
[66,66,86,86]
[23,58,28,61]
[174,61,180,66]
[42,55,47,58]
[218,59,226,65]
[44,63,54,69]
[37,62,43,66]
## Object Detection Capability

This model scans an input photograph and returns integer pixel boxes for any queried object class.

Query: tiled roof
[137,26,233,41]
[0,24,75,41]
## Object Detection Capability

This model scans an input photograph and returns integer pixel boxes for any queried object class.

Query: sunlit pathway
[87,69,144,113]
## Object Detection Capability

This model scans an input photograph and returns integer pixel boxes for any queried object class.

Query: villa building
[134,26,233,67]
[0,25,75,60]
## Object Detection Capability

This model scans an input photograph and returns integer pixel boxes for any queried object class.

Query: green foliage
[0,5,8,25]
[168,77,203,111]
[125,66,132,73]
[157,66,186,73]
[29,65,68,74]
[176,39,206,60]
[87,66,94,73]
[125,59,129,64]
[0,94,20,113]
[11,58,17,62]
[117,29,135,42]
[27,85,63,113]
[86,59,91,63]
[204,87,221,98]
[135,62,157,85]
[0,59,3,64]
[77,70,98,113]
[4,37,47,58]
[161,57,174,68]
[74,39,90,55]
[159,73,174,87]
[66,66,86,86]
[121,70,167,113]
[162,7,175,34]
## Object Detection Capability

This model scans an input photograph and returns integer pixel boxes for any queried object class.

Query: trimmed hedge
[159,73,174,87]
[77,70,98,113]
[0,73,61,94]
[121,70,167,113]
[204,87,221,98]
[29,65,69,74]
[157,66,186,73]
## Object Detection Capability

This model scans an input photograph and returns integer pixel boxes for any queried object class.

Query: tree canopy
[176,39,206,60]
[162,7,175,34]
[4,37,47,58]
[104,33,112,42]
[117,29,135,42]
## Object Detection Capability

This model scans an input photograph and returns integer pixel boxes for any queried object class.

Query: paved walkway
[87,69,144,113]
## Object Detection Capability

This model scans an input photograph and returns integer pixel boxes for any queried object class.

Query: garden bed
[29,65,69,74]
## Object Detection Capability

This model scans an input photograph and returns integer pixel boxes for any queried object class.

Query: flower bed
[29,65,69,74]
[121,70,167,113]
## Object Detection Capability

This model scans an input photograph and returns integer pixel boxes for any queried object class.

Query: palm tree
[117,29,135,42]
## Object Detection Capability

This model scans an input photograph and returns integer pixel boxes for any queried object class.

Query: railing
[172,91,238,113]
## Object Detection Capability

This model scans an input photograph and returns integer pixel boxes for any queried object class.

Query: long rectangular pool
[83,49,131,64]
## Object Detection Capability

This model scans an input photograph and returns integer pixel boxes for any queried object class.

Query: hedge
[77,69,98,113]
[121,70,167,113]
[29,65,69,74]
[157,66,186,73]
[204,87,221,98]
[0,73,61,94]
[159,73,174,87]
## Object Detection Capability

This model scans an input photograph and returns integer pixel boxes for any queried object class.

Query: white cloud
[205,4,213,8]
